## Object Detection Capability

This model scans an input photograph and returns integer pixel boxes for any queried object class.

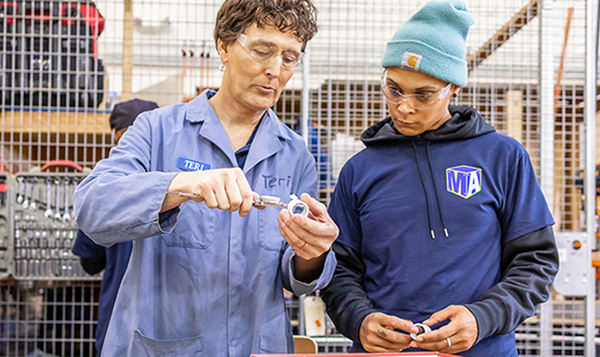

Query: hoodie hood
[361,105,495,146]
[358,105,495,240]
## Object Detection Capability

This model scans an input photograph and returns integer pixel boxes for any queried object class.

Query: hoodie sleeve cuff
[464,299,506,344]
[349,308,377,344]
[286,249,337,296]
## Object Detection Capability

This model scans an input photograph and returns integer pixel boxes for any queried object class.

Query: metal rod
[166,192,288,208]
[301,43,311,145]
[538,0,555,354]
[585,0,598,355]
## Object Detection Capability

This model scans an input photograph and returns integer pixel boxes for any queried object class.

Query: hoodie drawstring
[426,141,449,238]
[411,141,436,239]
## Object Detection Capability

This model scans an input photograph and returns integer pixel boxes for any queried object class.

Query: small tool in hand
[167,192,309,216]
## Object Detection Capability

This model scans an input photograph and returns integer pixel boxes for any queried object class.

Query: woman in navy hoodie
[321,1,558,356]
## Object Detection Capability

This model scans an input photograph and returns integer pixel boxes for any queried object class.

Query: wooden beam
[467,0,538,71]
[506,90,523,143]
[122,0,133,101]
[1,111,110,134]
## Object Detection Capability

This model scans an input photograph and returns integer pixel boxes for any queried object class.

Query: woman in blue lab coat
[73,1,338,356]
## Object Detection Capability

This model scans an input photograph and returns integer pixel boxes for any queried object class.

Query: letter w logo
[446,165,482,199]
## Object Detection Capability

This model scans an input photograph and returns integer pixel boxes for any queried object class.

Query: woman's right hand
[163,168,257,216]
[359,312,419,353]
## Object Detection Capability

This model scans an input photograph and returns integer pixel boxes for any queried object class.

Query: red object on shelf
[251,353,460,357]
[40,160,83,172]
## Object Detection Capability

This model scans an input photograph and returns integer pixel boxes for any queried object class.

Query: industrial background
[0,0,598,356]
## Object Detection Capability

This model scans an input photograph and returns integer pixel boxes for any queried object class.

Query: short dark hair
[214,0,318,51]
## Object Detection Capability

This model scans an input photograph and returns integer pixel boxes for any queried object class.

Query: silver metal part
[252,195,287,208]
[44,178,53,218]
[287,198,309,216]
[167,192,309,216]
[22,180,30,209]
[410,323,432,340]
[16,176,24,204]
[63,179,71,223]
[29,178,37,211]
[53,178,61,221]
[252,195,309,216]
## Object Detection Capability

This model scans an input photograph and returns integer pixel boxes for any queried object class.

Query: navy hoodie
[322,106,558,356]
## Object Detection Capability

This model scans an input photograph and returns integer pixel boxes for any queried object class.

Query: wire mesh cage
[0,0,598,356]
[0,280,101,357]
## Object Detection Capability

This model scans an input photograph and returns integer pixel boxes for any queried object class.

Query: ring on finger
[299,241,309,249]
[446,337,452,347]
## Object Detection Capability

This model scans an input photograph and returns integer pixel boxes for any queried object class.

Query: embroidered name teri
[177,157,212,171]
[262,175,291,189]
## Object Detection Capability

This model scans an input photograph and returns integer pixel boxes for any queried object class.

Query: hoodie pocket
[132,330,204,357]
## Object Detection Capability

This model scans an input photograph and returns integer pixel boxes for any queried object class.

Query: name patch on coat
[446,165,482,199]
[177,157,211,171]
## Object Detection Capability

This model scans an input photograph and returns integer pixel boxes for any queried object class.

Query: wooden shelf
[1,110,111,134]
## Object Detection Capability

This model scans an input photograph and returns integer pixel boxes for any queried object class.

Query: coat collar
[183,90,293,171]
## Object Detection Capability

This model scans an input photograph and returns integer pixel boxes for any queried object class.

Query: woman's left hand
[277,193,339,260]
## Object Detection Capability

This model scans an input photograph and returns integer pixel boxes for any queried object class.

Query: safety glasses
[381,69,452,109]
[237,33,304,69]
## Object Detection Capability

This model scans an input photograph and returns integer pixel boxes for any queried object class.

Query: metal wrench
[22,179,30,209]
[166,192,309,216]
[44,178,53,218]
[54,178,61,221]
[29,177,37,211]
[16,176,24,204]
[62,179,71,223]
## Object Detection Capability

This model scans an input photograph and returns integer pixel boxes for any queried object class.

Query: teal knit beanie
[382,0,474,87]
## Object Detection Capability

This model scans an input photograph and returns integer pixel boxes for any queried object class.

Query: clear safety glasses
[380,69,452,110]
[237,33,304,70]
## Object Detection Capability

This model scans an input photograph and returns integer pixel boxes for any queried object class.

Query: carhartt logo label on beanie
[381,0,474,87]
[401,52,422,71]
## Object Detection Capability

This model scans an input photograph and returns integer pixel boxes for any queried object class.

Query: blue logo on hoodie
[446,165,482,199]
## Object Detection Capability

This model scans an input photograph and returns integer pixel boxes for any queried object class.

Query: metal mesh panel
[0,280,101,357]
[0,0,596,355]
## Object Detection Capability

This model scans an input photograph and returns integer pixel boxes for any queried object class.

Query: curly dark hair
[214,0,318,51]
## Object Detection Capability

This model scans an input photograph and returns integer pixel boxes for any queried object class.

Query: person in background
[321,1,558,356]
[292,119,331,188]
[72,1,339,356]
[72,98,158,357]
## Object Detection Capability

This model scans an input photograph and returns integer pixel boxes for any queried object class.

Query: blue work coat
[73,91,337,357]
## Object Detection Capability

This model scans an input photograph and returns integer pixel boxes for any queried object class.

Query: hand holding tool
[252,195,309,216]
[166,192,309,216]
